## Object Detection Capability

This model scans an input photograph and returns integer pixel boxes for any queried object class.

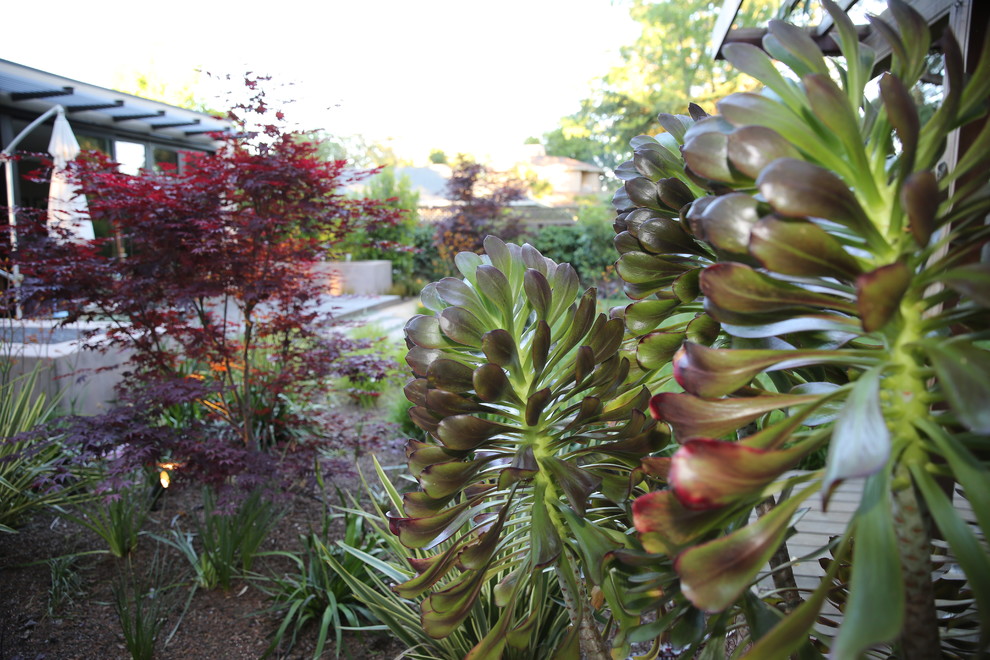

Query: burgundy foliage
[12,77,401,489]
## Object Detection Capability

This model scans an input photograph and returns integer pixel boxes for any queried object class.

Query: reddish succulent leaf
[404,378,428,406]
[406,440,462,477]
[625,177,664,210]
[543,457,602,516]
[531,320,551,373]
[406,346,443,377]
[900,170,939,246]
[426,358,475,393]
[437,414,516,452]
[697,193,761,256]
[633,489,727,552]
[638,216,703,255]
[855,260,910,332]
[472,363,511,403]
[524,268,552,320]
[394,541,465,599]
[438,306,486,347]
[670,438,820,510]
[726,125,801,180]
[650,391,816,440]
[419,455,496,499]
[748,215,863,280]
[388,498,476,549]
[657,177,696,210]
[700,262,857,317]
[675,485,815,612]
[481,329,518,368]
[422,566,490,638]
[424,389,485,416]
[672,341,860,398]
[683,129,734,183]
[757,158,871,232]
[879,73,920,175]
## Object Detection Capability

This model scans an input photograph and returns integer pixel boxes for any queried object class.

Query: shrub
[14,76,397,488]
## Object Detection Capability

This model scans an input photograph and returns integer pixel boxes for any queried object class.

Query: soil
[0,405,410,660]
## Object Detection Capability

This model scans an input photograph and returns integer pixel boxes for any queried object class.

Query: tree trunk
[556,553,611,660]
[893,469,941,659]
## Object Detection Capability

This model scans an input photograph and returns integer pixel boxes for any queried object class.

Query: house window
[77,134,111,155]
[153,148,180,174]
[115,141,146,175]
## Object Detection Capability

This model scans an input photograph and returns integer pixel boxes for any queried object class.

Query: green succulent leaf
[748,215,863,280]
[937,262,990,308]
[765,19,829,78]
[831,471,904,658]
[822,367,889,506]
[923,338,990,433]
[675,484,815,612]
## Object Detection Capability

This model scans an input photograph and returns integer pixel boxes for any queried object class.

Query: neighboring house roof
[393,165,453,206]
[0,58,230,151]
[529,154,604,173]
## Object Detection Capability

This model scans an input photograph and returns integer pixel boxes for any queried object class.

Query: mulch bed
[1,407,410,660]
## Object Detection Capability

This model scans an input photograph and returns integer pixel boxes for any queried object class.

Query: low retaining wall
[2,321,130,416]
[316,260,393,295]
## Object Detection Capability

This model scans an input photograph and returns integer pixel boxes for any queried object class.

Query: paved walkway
[321,294,421,341]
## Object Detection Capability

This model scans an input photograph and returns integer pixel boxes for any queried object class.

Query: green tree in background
[306,131,402,168]
[336,167,420,293]
[545,0,778,171]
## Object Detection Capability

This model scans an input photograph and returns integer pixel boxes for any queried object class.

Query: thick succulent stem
[892,467,941,659]
[556,551,611,660]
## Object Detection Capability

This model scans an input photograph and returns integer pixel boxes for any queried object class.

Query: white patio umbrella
[46,108,94,241]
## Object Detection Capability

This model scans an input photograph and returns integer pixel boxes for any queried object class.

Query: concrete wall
[2,320,130,416]
[316,260,393,295]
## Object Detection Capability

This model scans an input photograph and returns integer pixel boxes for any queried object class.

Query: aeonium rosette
[396,236,670,658]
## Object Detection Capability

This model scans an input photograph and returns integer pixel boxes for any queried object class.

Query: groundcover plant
[388,1,990,658]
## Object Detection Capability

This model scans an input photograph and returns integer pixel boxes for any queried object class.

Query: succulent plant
[400,236,670,658]
[614,0,990,656]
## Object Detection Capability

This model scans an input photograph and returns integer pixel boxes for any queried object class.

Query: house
[1,58,229,213]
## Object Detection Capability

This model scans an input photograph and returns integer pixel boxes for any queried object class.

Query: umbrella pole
[1,105,64,319]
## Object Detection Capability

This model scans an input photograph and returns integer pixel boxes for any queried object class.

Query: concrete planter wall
[3,320,130,416]
[314,260,393,295]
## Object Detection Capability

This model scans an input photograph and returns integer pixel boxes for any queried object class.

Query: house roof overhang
[710,0,960,62]
[0,58,231,151]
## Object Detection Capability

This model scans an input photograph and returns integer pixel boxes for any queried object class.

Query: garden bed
[0,404,409,660]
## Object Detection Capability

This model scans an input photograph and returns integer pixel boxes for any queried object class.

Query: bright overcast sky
[3,0,639,163]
